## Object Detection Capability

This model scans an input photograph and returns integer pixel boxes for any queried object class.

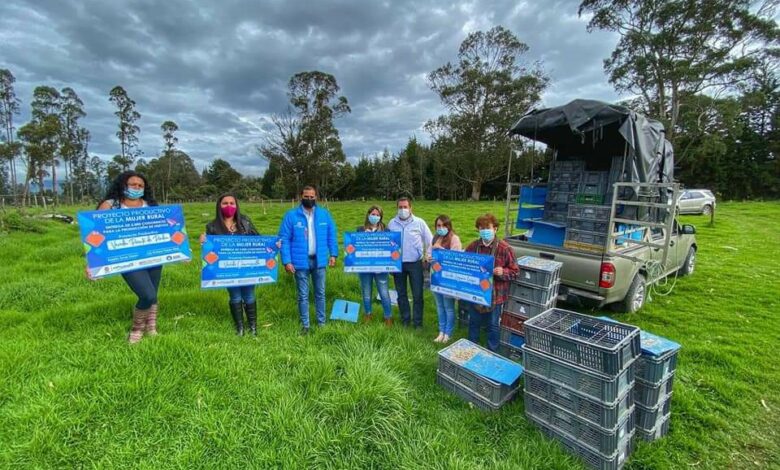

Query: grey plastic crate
[636,350,678,385]
[522,346,635,404]
[516,256,563,288]
[568,218,610,233]
[543,211,568,223]
[634,374,674,408]
[635,394,672,430]
[547,191,577,204]
[438,340,521,405]
[636,413,670,442]
[525,391,635,456]
[528,414,635,470]
[499,341,524,363]
[550,169,582,182]
[568,204,612,221]
[437,371,518,411]
[566,228,608,247]
[552,160,586,172]
[580,182,608,196]
[525,371,634,430]
[500,310,529,336]
[510,281,560,306]
[505,296,554,319]
[545,201,570,214]
[523,309,641,376]
[550,181,579,193]
[582,171,609,185]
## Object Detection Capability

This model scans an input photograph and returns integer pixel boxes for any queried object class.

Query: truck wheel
[702,204,712,216]
[678,247,696,276]
[615,273,646,313]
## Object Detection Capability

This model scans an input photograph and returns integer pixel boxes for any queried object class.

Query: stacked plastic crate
[437,339,524,411]
[634,331,680,441]
[499,256,562,362]
[545,161,585,223]
[522,309,640,470]
[565,204,613,253]
[576,171,610,204]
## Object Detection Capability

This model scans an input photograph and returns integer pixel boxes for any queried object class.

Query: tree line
[0,2,778,205]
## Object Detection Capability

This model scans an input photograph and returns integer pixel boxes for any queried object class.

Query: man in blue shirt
[278,185,338,334]
[387,196,433,327]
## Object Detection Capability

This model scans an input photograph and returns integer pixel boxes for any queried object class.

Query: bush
[0,211,46,233]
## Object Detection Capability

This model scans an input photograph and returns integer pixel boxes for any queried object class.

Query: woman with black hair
[97,171,162,344]
[199,193,260,336]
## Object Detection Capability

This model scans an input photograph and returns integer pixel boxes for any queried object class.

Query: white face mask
[398,208,411,220]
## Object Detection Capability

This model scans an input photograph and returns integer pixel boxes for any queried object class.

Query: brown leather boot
[363,314,373,324]
[128,307,149,344]
[384,317,393,327]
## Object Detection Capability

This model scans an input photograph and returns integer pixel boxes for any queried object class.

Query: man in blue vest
[279,185,338,335]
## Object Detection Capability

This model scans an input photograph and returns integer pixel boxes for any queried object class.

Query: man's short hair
[475,213,499,229]
[301,185,317,195]
[397,196,412,206]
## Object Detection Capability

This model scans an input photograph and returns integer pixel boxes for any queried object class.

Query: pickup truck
[506,221,698,313]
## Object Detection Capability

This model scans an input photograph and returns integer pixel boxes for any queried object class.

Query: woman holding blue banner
[356,205,393,325]
[464,214,518,352]
[431,215,462,343]
[97,171,162,344]
[200,193,260,336]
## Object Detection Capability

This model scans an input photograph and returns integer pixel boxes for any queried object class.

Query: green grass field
[1,200,778,469]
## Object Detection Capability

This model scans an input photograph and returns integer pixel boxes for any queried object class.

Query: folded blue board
[331,299,360,323]
[463,352,524,386]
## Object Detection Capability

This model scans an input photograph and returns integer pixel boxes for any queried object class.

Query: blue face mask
[124,188,144,200]
[368,214,381,225]
[436,227,449,237]
[479,228,495,243]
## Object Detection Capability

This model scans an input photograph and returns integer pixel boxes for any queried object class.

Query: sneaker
[441,334,450,343]
[434,333,444,343]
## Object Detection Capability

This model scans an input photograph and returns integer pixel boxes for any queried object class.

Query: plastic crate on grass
[635,331,681,384]
[437,339,523,406]
[500,325,527,348]
[524,371,634,429]
[528,413,635,470]
[523,309,641,376]
[499,341,524,363]
[568,204,612,221]
[522,346,635,404]
[500,310,529,336]
[436,371,519,411]
[636,413,671,442]
[516,256,563,288]
[525,391,635,456]
[635,394,672,430]
[509,282,560,306]
[505,296,553,318]
[634,374,675,408]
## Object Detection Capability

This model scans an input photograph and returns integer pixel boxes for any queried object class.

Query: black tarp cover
[509,99,673,183]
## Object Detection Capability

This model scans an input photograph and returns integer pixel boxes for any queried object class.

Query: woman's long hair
[363,205,385,230]
[433,214,455,247]
[213,193,244,233]
[99,171,157,208]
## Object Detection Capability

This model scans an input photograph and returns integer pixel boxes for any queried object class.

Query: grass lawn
[0,200,778,469]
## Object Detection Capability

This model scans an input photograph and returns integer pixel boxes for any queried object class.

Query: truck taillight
[600,262,616,288]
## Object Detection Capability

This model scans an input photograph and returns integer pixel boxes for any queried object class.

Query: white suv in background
[677,189,716,215]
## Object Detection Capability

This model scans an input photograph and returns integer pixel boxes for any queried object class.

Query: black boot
[229,302,244,336]
[244,301,257,336]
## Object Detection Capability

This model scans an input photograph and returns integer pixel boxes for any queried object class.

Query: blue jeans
[227,285,256,304]
[121,266,162,309]
[359,273,392,318]
[468,302,503,352]
[392,261,424,326]
[294,257,327,328]
[433,292,456,336]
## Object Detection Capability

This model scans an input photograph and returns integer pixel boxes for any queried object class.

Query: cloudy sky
[0,0,620,176]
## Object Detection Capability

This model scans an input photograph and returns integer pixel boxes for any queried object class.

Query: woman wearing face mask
[199,193,260,336]
[97,171,161,344]
[464,213,519,352]
[356,206,393,325]
[431,215,462,343]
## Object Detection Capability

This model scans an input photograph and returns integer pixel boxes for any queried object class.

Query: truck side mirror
[682,224,696,235]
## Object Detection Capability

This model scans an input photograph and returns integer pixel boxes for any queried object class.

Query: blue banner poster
[343,231,402,273]
[201,235,280,289]
[430,249,494,307]
[78,205,192,279]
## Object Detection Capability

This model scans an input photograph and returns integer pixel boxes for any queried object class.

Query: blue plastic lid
[640,331,681,357]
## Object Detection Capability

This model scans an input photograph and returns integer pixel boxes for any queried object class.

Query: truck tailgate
[506,240,604,291]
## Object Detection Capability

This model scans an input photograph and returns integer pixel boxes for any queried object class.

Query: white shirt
[305,208,316,255]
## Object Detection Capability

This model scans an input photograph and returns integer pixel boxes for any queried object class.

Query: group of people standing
[97,171,519,352]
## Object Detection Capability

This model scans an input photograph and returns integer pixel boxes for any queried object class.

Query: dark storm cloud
[0,0,621,176]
